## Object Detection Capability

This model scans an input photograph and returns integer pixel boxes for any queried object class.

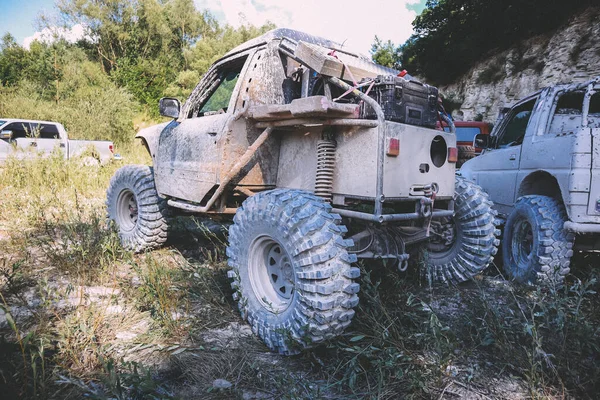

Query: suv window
[199,70,240,114]
[187,57,247,118]
[497,99,536,147]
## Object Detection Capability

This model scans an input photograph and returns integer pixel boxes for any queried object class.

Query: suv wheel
[106,165,169,252]
[502,195,574,285]
[227,189,359,355]
[426,176,500,284]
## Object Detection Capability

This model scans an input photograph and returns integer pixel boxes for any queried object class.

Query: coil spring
[315,139,336,200]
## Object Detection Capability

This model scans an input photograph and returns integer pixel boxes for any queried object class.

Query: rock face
[440,6,600,123]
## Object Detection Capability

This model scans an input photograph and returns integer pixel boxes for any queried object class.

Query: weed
[57,357,175,400]
[134,254,186,334]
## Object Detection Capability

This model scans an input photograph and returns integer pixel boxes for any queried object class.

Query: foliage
[54,0,273,107]
[396,0,595,84]
[0,0,273,141]
[370,36,402,70]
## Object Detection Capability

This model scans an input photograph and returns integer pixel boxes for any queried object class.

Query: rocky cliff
[440,6,600,123]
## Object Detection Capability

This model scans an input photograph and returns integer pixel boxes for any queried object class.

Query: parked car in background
[0,119,119,164]
[438,120,492,166]
[460,77,600,286]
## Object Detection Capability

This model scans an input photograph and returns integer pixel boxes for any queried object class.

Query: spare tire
[426,176,500,284]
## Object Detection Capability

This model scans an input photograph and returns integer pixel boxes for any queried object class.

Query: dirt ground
[1,155,599,399]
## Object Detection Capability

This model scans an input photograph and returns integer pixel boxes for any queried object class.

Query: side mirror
[0,130,13,140]
[474,133,490,149]
[159,98,181,119]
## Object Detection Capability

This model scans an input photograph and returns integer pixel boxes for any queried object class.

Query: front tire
[106,165,169,252]
[426,176,500,284]
[227,189,359,355]
[502,195,574,285]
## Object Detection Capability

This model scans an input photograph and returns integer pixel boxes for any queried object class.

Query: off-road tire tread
[227,189,358,355]
[106,165,169,252]
[503,195,574,285]
[429,176,500,284]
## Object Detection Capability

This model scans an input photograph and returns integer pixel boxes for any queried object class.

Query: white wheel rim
[116,189,138,232]
[248,235,295,313]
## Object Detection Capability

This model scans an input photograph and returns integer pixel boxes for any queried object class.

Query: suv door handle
[509,154,516,160]
[207,132,217,136]
[30,142,37,147]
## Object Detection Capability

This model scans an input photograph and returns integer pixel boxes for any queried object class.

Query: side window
[497,99,536,147]
[2,122,31,140]
[548,91,584,135]
[589,91,600,128]
[30,123,60,139]
[199,70,240,114]
[187,57,247,119]
[590,91,600,114]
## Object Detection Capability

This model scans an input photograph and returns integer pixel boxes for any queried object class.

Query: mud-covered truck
[107,29,499,354]
[0,119,118,164]
[461,77,600,285]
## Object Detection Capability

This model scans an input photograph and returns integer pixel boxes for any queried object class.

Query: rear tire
[227,189,359,355]
[426,176,500,284]
[502,195,574,285]
[106,165,169,252]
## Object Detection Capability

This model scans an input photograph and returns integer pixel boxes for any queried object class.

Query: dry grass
[0,146,599,399]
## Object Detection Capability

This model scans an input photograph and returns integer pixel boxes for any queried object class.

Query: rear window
[443,126,482,142]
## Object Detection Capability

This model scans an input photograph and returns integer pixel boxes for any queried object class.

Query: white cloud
[195,0,420,54]
[23,24,88,49]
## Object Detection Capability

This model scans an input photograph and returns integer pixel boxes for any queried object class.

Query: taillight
[109,144,114,153]
[448,147,458,163]
[387,138,399,157]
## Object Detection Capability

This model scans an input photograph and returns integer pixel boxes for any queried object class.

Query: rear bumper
[564,221,600,234]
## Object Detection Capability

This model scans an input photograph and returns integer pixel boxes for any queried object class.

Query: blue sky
[1,0,427,53]
[0,0,55,42]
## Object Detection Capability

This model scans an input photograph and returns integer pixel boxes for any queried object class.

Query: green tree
[370,36,401,70]
[397,0,594,84]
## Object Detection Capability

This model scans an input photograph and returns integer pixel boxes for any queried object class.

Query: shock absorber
[315,131,336,201]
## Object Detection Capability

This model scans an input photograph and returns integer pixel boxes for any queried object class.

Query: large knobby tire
[106,165,169,252]
[227,189,359,355]
[426,176,500,284]
[502,195,574,285]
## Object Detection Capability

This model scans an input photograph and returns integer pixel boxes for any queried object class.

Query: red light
[387,138,400,156]
[448,147,458,163]
[109,144,114,153]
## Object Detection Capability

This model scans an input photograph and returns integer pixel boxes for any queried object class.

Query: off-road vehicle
[461,77,600,285]
[107,29,499,354]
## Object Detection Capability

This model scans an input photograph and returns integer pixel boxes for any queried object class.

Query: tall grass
[0,149,599,399]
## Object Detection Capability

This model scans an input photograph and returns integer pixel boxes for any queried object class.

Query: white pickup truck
[0,118,119,164]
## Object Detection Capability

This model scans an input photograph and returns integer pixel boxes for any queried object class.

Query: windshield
[444,126,482,142]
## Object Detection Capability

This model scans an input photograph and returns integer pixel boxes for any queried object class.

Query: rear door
[462,98,538,215]
[155,54,250,202]
[29,122,65,156]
